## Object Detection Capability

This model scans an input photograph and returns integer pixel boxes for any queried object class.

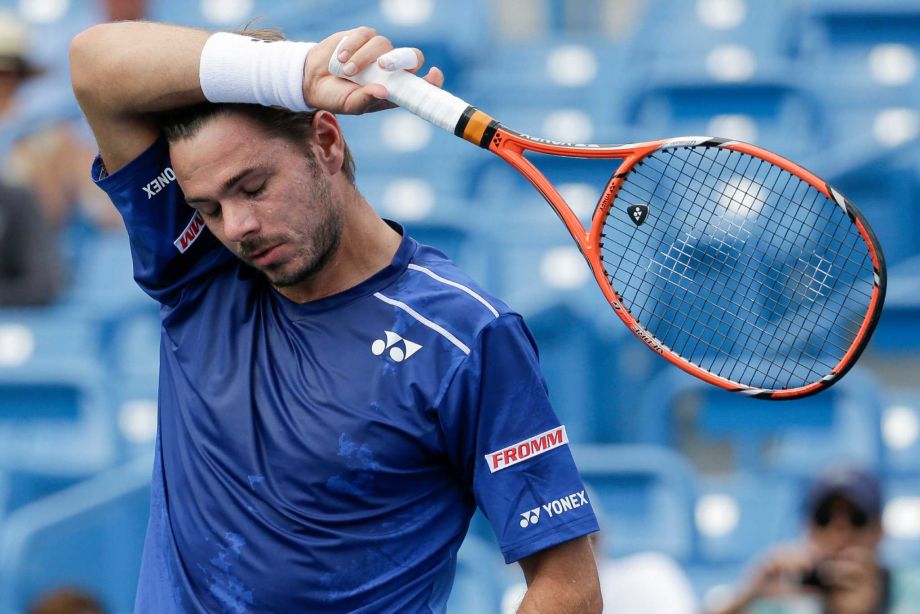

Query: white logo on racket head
[628,204,649,226]
[371,330,423,362]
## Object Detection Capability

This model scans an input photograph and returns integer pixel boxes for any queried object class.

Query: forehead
[167,111,298,183]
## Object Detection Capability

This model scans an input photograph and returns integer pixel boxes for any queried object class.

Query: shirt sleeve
[437,314,599,563]
[91,137,234,305]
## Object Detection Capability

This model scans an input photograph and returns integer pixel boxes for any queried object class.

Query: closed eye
[241,183,266,198]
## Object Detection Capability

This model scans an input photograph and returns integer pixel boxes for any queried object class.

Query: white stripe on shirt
[407,264,499,318]
[373,292,471,355]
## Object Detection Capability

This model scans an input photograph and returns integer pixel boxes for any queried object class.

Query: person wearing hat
[709,466,920,614]
[0,10,120,236]
[0,11,42,113]
[0,12,62,305]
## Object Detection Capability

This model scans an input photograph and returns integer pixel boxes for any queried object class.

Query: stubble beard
[265,159,343,288]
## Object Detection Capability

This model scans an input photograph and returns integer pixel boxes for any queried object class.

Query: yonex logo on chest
[371,330,422,362]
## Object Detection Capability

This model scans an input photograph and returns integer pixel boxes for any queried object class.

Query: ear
[309,110,346,177]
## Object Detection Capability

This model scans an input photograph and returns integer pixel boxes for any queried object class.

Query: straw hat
[0,11,42,77]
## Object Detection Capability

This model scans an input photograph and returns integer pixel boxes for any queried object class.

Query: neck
[274,186,401,304]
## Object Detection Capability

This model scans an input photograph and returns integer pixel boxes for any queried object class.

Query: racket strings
[640,151,864,358]
[612,154,858,360]
[624,150,832,388]
[634,148,867,386]
[620,153,872,307]
[639,147,865,383]
[601,145,875,390]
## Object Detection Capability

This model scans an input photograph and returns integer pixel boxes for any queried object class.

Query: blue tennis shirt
[93,137,598,613]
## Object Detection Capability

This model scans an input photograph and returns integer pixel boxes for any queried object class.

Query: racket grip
[328,39,469,134]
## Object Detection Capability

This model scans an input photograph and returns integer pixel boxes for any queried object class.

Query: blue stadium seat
[693,472,801,565]
[0,309,102,363]
[799,1,920,156]
[523,303,627,443]
[275,0,489,87]
[624,79,828,161]
[463,152,618,227]
[0,455,151,614]
[0,310,117,511]
[880,475,920,565]
[339,108,478,217]
[463,36,632,121]
[0,361,116,475]
[63,231,154,315]
[572,444,698,561]
[819,144,920,266]
[802,1,920,96]
[634,367,884,476]
[447,534,506,614]
[880,389,920,477]
[463,219,620,323]
[869,251,920,353]
[633,0,804,67]
[0,469,8,520]
[103,303,161,379]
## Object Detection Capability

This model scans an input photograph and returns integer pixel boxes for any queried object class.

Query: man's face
[169,111,342,289]
[808,495,882,557]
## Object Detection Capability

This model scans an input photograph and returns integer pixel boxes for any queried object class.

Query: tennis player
[70,22,601,613]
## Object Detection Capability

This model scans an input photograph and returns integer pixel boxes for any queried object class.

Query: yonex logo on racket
[371,330,422,362]
[627,204,648,226]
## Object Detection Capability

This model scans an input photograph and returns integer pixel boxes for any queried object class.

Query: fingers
[378,47,424,72]
[336,27,429,76]
[333,26,378,67]
[341,33,393,76]
[421,66,444,88]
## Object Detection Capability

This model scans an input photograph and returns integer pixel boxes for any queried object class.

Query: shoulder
[375,243,518,357]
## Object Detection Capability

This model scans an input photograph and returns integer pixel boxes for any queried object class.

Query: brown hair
[157,27,356,183]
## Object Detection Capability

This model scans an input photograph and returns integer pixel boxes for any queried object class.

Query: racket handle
[328,39,470,135]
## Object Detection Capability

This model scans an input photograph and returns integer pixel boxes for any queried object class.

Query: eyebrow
[185,166,262,206]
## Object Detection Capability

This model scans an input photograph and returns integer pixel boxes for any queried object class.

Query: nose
[221,202,260,243]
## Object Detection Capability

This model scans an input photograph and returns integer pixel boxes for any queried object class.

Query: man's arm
[69,22,443,173]
[517,536,602,614]
[69,22,207,172]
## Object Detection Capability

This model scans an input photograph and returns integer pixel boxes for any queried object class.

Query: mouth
[248,243,284,267]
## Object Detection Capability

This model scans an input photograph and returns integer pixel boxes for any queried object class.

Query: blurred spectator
[591,531,698,614]
[0,181,61,305]
[709,466,920,614]
[100,0,148,22]
[0,10,120,233]
[28,587,105,614]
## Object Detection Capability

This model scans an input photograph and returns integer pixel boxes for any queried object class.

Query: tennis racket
[329,45,886,400]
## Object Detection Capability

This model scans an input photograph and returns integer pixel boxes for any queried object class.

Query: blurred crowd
[0,2,136,307]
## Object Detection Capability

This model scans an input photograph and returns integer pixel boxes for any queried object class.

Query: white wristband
[199,32,315,112]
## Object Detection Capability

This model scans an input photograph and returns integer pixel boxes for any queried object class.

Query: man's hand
[303,26,444,114]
